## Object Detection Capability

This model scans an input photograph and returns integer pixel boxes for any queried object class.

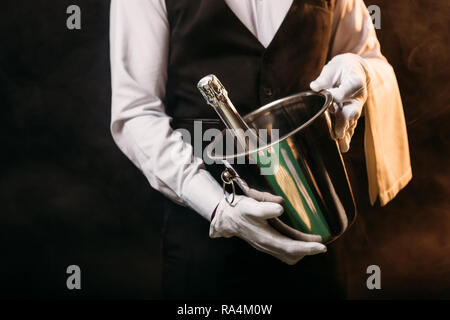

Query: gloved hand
[210,189,327,265]
[310,53,369,152]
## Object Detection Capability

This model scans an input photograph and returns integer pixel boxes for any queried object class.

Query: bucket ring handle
[221,169,236,205]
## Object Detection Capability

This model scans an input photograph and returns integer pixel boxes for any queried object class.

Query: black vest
[165,0,335,122]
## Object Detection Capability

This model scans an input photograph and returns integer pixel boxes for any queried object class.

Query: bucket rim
[205,90,333,161]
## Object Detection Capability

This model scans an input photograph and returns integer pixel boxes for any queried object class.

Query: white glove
[209,189,327,265]
[310,53,368,153]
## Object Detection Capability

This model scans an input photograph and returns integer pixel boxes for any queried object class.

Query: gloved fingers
[327,75,366,103]
[334,108,349,140]
[338,133,351,153]
[348,120,357,137]
[246,240,304,265]
[250,225,327,265]
[274,239,327,265]
[338,121,357,153]
[333,100,362,139]
[309,64,339,92]
[246,188,284,204]
[342,99,363,120]
[286,240,328,257]
[242,200,284,220]
[273,240,327,265]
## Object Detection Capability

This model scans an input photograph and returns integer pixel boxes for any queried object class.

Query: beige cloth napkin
[363,58,412,206]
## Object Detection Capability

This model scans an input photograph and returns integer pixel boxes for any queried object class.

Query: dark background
[0,0,449,299]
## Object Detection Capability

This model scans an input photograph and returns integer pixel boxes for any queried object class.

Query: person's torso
[165,0,335,122]
[161,1,345,299]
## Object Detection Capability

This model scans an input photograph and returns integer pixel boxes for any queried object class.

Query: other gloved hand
[310,53,369,152]
[209,189,327,265]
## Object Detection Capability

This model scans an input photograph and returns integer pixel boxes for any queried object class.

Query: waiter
[110,0,411,299]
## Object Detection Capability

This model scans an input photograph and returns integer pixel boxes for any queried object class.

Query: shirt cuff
[182,169,224,221]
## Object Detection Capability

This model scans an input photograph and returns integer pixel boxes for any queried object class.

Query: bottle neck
[198,75,259,154]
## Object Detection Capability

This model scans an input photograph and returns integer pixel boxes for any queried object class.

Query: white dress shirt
[110,0,411,220]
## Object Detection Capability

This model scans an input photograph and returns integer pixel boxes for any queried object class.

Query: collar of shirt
[225,0,294,48]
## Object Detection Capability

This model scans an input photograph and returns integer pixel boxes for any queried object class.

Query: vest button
[263,87,273,97]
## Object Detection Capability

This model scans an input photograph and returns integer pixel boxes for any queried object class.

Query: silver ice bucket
[206,91,357,244]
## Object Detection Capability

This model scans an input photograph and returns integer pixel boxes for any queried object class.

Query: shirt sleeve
[109,0,223,220]
[330,0,412,205]
[330,0,385,59]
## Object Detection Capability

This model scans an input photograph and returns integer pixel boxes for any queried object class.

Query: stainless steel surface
[205,90,357,244]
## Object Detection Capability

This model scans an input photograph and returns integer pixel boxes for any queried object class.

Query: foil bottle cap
[197,74,229,107]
